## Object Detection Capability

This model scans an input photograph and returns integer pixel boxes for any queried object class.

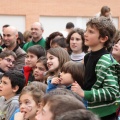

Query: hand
[71,81,84,97]
[14,112,25,120]
[51,77,60,85]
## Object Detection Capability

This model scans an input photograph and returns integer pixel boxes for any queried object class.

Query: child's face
[112,40,120,61]
[35,103,53,120]
[33,62,47,81]
[25,52,38,68]
[0,76,15,100]
[19,93,39,120]
[0,55,15,72]
[60,72,74,86]
[47,52,59,72]
[84,26,102,51]
[70,32,83,54]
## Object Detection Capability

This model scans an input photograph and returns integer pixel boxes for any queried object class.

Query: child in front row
[33,56,48,83]
[0,70,25,120]
[24,45,46,84]
[14,85,44,120]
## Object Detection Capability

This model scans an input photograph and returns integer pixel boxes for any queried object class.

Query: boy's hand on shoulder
[14,112,25,120]
[71,81,84,97]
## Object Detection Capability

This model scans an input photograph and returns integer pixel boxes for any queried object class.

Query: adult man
[60,22,74,38]
[23,22,46,51]
[3,26,26,70]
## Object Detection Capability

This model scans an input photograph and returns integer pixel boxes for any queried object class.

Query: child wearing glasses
[0,50,16,78]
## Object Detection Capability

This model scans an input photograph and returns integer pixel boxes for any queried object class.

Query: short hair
[51,37,67,48]
[2,70,25,94]
[46,32,63,50]
[86,17,116,48]
[67,28,88,53]
[47,47,70,76]
[27,45,46,59]
[100,6,110,16]
[19,85,44,104]
[61,61,84,87]
[0,50,17,59]
[55,109,100,120]
[66,22,74,29]
[23,30,32,42]
[41,94,85,120]
[29,81,47,93]
[48,88,83,102]
[37,56,48,71]
[113,30,120,44]
[3,24,10,28]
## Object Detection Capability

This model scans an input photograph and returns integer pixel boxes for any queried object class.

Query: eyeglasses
[4,58,15,65]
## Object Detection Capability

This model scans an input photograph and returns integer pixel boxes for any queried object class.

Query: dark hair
[86,17,116,48]
[46,32,63,50]
[27,45,46,59]
[67,28,88,53]
[19,85,44,104]
[3,24,10,28]
[55,109,100,120]
[0,50,17,59]
[100,6,110,17]
[61,61,84,87]
[3,70,25,94]
[37,56,48,71]
[66,22,74,29]
[51,37,67,48]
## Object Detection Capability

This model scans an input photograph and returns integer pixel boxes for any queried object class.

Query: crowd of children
[0,15,120,120]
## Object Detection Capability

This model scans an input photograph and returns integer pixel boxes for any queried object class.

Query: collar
[32,37,43,43]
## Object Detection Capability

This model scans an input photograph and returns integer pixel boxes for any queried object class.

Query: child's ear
[0,58,3,64]
[100,36,108,43]
[12,85,19,93]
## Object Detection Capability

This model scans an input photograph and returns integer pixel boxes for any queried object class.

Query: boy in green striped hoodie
[71,17,120,120]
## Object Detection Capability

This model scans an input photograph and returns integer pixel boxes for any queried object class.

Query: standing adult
[60,22,75,38]
[23,22,46,52]
[2,26,26,70]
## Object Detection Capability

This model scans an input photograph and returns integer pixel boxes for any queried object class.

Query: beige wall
[0,0,119,29]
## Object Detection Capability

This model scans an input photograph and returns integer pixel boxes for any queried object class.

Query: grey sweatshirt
[0,95,19,120]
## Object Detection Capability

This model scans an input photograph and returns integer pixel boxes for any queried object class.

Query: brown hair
[19,85,44,104]
[41,95,85,120]
[113,30,120,44]
[61,61,84,87]
[66,28,88,54]
[100,6,110,17]
[29,81,47,93]
[0,50,17,59]
[23,30,32,43]
[47,47,70,76]
[86,17,116,48]
[56,109,100,120]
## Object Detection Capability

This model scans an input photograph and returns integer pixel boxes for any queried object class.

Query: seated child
[33,56,48,83]
[35,94,85,120]
[0,50,16,78]
[55,109,100,120]
[0,70,25,120]
[23,45,46,84]
[14,85,44,120]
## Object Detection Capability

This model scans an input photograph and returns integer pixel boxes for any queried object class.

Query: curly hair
[86,17,116,48]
